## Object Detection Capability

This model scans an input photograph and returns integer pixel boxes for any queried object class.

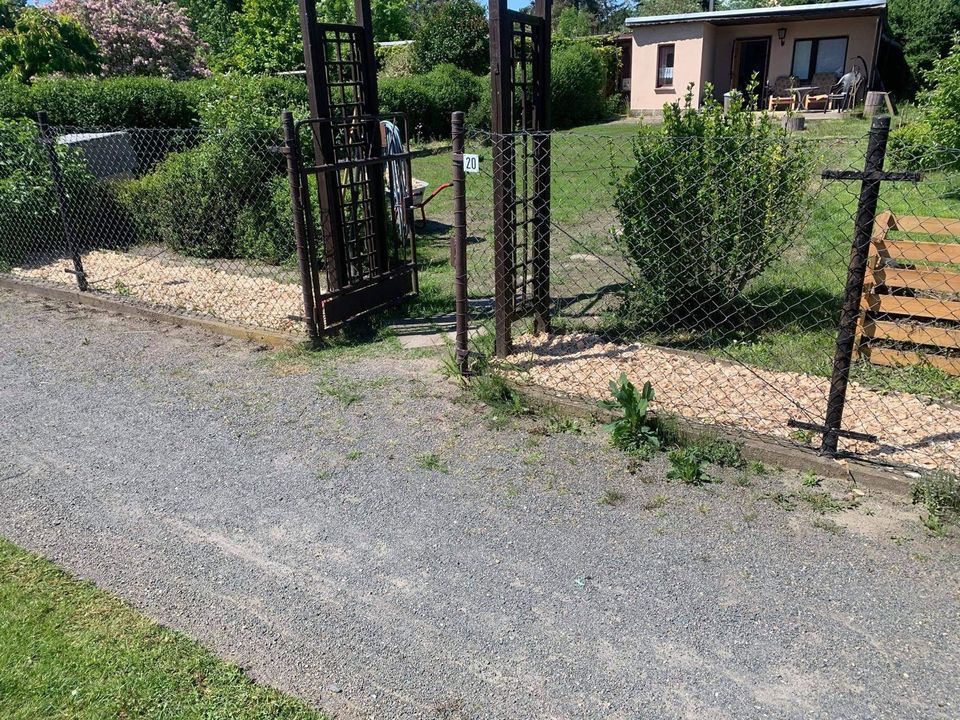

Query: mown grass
[0,537,326,720]
[407,115,960,402]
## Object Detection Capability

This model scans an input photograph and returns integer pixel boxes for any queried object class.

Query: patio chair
[803,71,840,111]
[767,75,795,111]
[827,70,863,111]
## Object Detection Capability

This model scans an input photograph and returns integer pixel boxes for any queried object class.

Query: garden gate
[287,0,418,337]
[489,0,552,356]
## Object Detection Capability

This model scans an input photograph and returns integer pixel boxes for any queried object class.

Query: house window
[656,44,675,87]
[791,37,848,81]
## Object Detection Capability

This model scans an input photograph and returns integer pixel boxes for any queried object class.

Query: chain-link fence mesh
[437,125,960,474]
[0,121,308,335]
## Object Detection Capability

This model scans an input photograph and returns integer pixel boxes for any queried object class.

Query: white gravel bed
[13,250,305,333]
[508,332,960,472]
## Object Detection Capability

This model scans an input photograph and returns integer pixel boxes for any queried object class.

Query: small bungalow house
[623,0,887,114]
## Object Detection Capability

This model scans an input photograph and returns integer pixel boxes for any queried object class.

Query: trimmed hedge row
[1,41,616,135]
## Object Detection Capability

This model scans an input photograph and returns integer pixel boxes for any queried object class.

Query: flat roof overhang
[625,0,886,28]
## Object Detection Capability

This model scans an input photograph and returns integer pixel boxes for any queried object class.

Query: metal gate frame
[489,0,552,357]
[290,0,418,336]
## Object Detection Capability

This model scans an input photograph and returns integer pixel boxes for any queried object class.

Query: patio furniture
[786,85,818,110]
[767,75,796,111]
[827,70,863,111]
[802,71,840,111]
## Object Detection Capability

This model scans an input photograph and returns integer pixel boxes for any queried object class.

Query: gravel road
[1,287,958,720]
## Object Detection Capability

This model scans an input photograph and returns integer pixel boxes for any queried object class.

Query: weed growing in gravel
[544,414,583,435]
[797,489,858,514]
[750,461,767,476]
[911,471,960,534]
[687,435,745,469]
[763,491,798,511]
[801,471,822,487]
[346,450,361,460]
[599,489,626,506]
[317,373,364,407]
[600,374,660,455]
[666,448,712,485]
[469,373,526,417]
[642,494,668,510]
[731,473,752,488]
[522,451,545,466]
[812,517,844,535]
[742,509,758,524]
[417,453,448,473]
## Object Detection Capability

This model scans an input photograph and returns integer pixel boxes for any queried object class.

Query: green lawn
[0,537,326,720]
[404,115,960,403]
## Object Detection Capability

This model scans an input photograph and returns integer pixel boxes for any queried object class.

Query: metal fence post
[821,115,891,455]
[282,110,319,342]
[451,111,469,374]
[532,0,552,335]
[37,111,87,291]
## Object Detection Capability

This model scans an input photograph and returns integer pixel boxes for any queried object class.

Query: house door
[731,37,770,102]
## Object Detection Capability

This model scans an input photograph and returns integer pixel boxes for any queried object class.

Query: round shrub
[29,77,196,127]
[552,42,606,129]
[379,75,437,139]
[0,79,34,119]
[413,0,488,75]
[613,87,812,329]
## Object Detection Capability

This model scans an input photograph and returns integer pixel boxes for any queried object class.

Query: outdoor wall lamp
[778,28,787,46]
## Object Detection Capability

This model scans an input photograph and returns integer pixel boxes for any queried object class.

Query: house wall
[629,22,709,113]
[709,16,881,98]
[628,14,881,112]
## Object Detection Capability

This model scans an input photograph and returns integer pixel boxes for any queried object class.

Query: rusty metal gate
[489,0,552,356]
[288,0,418,337]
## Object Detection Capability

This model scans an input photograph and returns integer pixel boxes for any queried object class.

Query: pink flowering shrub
[50,0,208,78]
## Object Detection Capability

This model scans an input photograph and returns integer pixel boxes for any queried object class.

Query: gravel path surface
[1,287,958,720]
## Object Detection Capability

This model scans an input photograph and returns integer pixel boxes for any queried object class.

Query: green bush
[28,77,197,127]
[613,85,811,328]
[0,117,119,268]
[187,74,309,130]
[0,78,33,119]
[376,42,415,78]
[889,34,960,169]
[118,130,285,261]
[234,175,298,265]
[379,75,437,139]
[413,0,488,75]
[552,42,607,129]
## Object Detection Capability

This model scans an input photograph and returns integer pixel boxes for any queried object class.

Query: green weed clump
[911,471,960,536]
[666,448,712,485]
[600,374,659,457]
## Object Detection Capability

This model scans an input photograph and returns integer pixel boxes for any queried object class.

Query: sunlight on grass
[0,538,326,720]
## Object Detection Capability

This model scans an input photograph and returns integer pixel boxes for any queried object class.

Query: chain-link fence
[0,118,308,335]
[441,122,960,474]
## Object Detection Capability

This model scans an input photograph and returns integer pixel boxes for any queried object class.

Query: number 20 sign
[463,154,479,173]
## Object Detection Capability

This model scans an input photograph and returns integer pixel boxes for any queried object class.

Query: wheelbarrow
[410,177,452,225]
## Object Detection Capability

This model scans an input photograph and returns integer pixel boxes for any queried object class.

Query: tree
[175,0,239,65]
[887,0,960,91]
[0,7,100,83]
[50,0,208,78]
[372,0,413,40]
[413,0,488,74]
[1,0,26,30]
[555,6,593,37]
[228,0,301,72]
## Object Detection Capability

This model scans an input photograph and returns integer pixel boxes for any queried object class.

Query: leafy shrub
[376,41,415,78]
[551,42,607,129]
[889,34,960,170]
[117,131,285,261]
[911,470,960,524]
[234,175,299,265]
[379,75,436,139]
[187,74,308,130]
[600,374,660,455]
[0,6,100,83]
[0,117,121,268]
[688,434,745,468]
[413,0,488,75]
[0,78,33,118]
[613,85,811,328]
[27,77,197,127]
[666,448,711,485]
